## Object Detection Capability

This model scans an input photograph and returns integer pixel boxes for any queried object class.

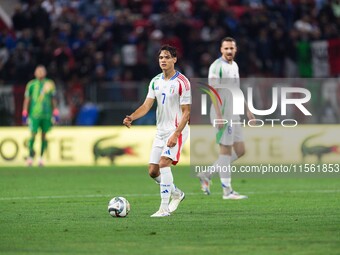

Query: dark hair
[221,37,237,46]
[158,45,177,58]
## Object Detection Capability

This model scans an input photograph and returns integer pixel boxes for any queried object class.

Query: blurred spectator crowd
[0,0,339,124]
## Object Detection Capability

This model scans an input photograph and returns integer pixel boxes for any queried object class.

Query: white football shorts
[149,126,189,165]
[216,124,244,146]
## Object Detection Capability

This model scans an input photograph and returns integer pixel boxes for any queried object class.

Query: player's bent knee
[148,164,159,178]
[237,149,245,158]
[159,157,172,168]
[149,170,159,178]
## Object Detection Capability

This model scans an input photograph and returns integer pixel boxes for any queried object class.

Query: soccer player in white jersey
[198,37,255,199]
[123,45,191,217]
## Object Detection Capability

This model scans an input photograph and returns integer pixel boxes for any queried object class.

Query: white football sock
[220,178,232,195]
[153,175,161,184]
[160,167,173,211]
[155,173,179,195]
[218,155,233,195]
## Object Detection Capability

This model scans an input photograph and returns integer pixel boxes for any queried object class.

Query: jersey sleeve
[208,63,219,79]
[179,77,191,105]
[208,60,221,88]
[48,80,57,97]
[24,81,32,98]
[147,74,162,99]
[146,79,156,99]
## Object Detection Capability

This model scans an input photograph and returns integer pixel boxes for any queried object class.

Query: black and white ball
[108,197,130,217]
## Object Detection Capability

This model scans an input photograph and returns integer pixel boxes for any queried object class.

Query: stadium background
[0,2,339,255]
[0,0,339,166]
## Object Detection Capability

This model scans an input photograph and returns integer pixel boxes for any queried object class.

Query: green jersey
[25,78,56,119]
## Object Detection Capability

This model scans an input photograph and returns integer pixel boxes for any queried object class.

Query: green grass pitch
[0,166,339,255]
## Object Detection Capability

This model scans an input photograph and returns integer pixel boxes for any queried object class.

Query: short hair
[221,37,237,46]
[158,45,177,58]
[36,64,46,69]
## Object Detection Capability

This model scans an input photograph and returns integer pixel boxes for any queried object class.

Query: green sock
[28,137,35,157]
[41,139,48,157]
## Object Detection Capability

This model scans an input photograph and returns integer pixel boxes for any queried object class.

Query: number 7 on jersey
[161,93,166,104]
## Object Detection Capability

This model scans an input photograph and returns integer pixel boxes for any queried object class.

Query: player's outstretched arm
[123,98,154,128]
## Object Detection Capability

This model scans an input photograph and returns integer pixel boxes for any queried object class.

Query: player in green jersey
[22,65,59,166]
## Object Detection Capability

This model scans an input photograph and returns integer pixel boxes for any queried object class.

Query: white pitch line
[0,189,340,201]
[0,193,160,201]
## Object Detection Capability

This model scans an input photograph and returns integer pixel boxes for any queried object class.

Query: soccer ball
[108,197,130,217]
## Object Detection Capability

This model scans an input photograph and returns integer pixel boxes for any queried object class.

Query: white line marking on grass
[0,193,159,201]
[0,189,340,201]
